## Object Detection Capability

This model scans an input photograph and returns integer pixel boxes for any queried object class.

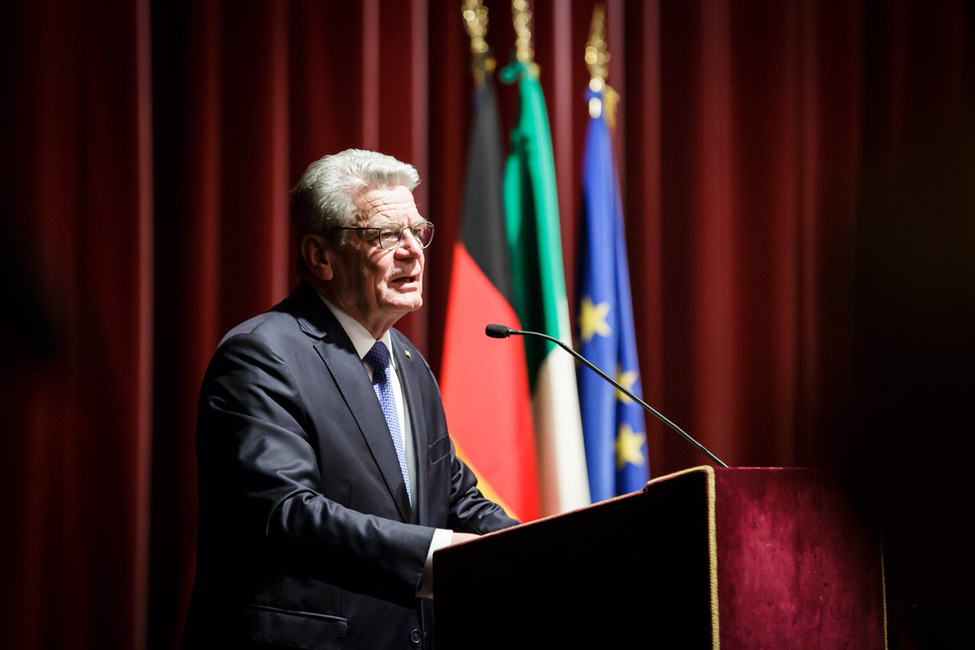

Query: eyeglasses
[333,221,435,250]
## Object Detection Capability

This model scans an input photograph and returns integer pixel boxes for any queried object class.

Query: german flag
[440,54,540,523]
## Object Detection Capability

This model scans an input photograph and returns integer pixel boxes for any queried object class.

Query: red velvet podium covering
[434,467,886,649]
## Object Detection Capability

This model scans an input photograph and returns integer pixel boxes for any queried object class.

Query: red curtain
[3,1,972,648]
[3,0,154,648]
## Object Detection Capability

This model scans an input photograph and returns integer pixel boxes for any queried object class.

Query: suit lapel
[289,284,413,521]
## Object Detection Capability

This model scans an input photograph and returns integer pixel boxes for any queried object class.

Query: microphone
[485,324,728,468]
[484,324,513,339]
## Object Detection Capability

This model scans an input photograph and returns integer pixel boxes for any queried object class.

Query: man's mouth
[392,274,418,287]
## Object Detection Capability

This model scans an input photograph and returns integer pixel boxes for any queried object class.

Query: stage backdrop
[2,1,973,648]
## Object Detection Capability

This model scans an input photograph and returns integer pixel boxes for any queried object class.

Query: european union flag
[577,85,650,502]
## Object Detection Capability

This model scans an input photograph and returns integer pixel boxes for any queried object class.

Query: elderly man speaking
[182,149,518,650]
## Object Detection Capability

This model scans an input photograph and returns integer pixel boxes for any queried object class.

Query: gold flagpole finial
[585,4,610,89]
[585,4,618,123]
[512,0,534,65]
[462,0,489,56]
[463,0,494,85]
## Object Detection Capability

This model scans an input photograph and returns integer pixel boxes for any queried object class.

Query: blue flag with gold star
[576,86,650,501]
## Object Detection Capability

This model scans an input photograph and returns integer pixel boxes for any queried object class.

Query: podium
[434,467,886,649]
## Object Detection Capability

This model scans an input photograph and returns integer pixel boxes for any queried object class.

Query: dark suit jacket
[182,282,518,649]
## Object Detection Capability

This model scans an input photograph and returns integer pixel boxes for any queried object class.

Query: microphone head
[485,324,512,339]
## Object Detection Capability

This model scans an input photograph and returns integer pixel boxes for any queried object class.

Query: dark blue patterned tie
[365,342,411,506]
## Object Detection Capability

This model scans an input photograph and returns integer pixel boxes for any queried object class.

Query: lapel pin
[404,349,412,358]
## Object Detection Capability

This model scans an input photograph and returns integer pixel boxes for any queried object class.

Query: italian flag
[501,59,591,516]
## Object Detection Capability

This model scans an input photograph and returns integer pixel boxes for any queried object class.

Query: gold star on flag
[579,296,611,342]
[616,424,646,469]
[615,366,638,403]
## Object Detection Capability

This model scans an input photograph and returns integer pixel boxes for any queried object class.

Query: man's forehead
[354,186,421,225]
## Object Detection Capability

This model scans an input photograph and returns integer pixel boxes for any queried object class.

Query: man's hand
[418,531,481,599]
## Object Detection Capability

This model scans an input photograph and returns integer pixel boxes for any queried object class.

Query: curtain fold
[3,1,973,648]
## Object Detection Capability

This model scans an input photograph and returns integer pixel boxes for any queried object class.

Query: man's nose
[397,228,424,256]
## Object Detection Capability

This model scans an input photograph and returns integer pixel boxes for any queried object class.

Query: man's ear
[300,234,334,282]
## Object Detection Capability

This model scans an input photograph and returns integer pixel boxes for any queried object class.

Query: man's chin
[384,294,423,314]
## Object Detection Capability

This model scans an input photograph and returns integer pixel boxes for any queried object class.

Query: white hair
[289,149,420,245]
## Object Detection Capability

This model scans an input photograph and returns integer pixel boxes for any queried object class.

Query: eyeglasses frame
[331,220,435,250]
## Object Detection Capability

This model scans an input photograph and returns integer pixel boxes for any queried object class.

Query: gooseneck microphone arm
[485,324,728,468]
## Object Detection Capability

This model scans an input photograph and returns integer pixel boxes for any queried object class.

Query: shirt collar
[319,296,396,367]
